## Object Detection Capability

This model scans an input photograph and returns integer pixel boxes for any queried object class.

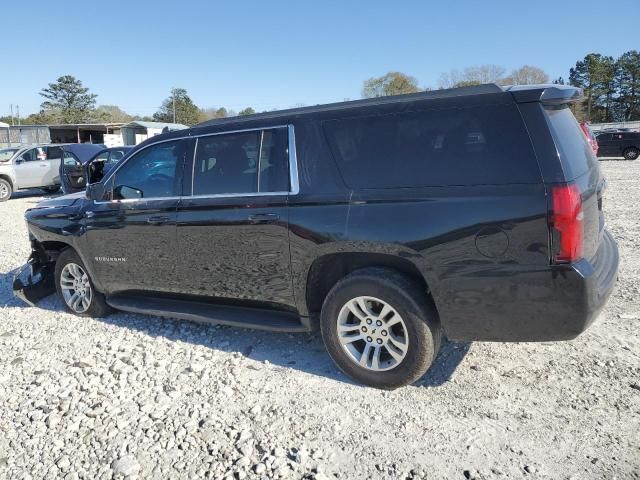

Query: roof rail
[195,84,504,128]
[502,84,583,105]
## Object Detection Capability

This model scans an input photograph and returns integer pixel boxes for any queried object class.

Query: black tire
[54,248,111,317]
[320,268,441,389]
[623,147,639,160]
[43,185,61,194]
[0,178,12,202]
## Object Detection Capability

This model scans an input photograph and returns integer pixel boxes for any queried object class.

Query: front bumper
[13,257,55,306]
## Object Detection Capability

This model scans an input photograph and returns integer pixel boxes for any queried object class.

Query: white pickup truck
[0,145,63,201]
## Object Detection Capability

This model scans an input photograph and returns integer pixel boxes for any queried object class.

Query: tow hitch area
[13,258,55,306]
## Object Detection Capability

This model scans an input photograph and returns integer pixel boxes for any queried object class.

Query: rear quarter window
[322,103,540,189]
[544,106,598,180]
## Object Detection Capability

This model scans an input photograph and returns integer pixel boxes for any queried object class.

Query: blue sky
[2,0,638,118]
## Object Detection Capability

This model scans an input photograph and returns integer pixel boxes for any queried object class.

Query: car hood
[36,191,86,208]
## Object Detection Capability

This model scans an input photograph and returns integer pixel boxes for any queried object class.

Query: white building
[118,121,188,146]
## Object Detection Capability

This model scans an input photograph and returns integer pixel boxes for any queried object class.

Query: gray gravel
[0,161,639,480]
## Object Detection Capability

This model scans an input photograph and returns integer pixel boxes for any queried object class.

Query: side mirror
[86,182,106,201]
[15,157,24,164]
[114,185,143,200]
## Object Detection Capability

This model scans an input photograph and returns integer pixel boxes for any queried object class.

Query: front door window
[111,140,184,200]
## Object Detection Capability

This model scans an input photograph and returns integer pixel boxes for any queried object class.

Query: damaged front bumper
[13,256,55,306]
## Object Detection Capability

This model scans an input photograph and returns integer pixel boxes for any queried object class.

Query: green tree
[362,72,420,98]
[154,88,203,125]
[614,50,640,121]
[94,105,133,123]
[39,75,98,123]
[201,107,230,120]
[238,107,256,116]
[569,53,616,122]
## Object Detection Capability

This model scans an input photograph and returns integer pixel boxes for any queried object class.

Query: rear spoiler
[502,84,583,105]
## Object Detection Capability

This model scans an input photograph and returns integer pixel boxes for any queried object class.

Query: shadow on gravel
[6,188,50,201]
[0,267,26,307]
[0,269,470,387]
[417,339,471,387]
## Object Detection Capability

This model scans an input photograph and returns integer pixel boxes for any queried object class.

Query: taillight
[550,183,584,263]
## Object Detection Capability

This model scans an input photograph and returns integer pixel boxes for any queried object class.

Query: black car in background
[14,84,619,389]
[595,130,640,160]
[60,145,133,193]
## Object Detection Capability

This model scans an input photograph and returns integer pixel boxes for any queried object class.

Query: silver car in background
[0,144,65,201]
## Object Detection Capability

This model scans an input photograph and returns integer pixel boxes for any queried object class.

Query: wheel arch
[302,250,438,318]
[33,238,106,293]
[0,173,14,188]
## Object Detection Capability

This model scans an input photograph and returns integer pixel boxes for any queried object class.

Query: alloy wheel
[0,183,9,200]
[336,296,409,371]
[60,263,92,313]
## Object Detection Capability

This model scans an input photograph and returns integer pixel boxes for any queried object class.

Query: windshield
[0,148,18,162]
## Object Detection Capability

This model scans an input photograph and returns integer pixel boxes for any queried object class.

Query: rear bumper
[439,229,619,342]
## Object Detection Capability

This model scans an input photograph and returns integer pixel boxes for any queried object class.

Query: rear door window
[322,103,540,189]
[46,146,63,162]
[544,106,598,180]
[192,127,289,196]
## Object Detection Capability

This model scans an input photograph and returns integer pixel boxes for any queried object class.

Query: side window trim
[95,124,300,203]
[188,124,299,199]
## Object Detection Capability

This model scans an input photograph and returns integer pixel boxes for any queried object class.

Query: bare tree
[438,65,506,89]
[501,65,549,85]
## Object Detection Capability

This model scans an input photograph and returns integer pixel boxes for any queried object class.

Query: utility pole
[172,91,176,124]
[10,104,14,126]
[16,105,20,125]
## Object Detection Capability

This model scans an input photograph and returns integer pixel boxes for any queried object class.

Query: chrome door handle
[248,213,279,223]
[147,215,171,225]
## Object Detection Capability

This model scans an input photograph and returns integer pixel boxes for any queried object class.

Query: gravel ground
[0,161,638,480]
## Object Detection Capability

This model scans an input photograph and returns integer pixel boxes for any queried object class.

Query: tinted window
[323,104,540,188]
[94,151,110,162]
[112,140,184,200]
[109,149,126,163]
[63,152,79,166]
[47,146,62,162]
[21,148,43,162]
[545,106,598,180]
[192,128,289,195]
[258,129,289,192]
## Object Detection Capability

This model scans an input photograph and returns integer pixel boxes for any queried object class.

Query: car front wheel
[0,178,12,202]
[320,268,441,389]
[55,249,111,317]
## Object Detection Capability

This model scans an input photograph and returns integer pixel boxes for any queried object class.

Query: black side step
[106,294,310,333]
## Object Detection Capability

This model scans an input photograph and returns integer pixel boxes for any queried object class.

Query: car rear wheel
[55,249,111,317]
[623,147,639,160]
[320,268,441,389]
[0,178,12,202]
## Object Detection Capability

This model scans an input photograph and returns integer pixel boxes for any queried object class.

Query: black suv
[14,84,619,389]
[595,130,640,160]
